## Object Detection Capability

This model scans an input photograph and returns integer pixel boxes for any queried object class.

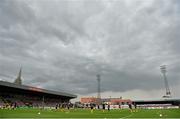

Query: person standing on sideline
[128,103,132,112]
[102,103,105,112]
[108,104,110,111]
[90,103,94,113]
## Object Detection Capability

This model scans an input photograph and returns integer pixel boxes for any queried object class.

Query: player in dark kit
[90,103,94,113]
[108,104,110,111]
[128,103,132,112]
[97,105,100,109]
[55,104,58,110]
[102,103,105,112]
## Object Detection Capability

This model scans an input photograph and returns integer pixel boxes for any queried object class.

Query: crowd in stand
[0,93,70,109]
[0,93,139,113]
[0,93,133,111]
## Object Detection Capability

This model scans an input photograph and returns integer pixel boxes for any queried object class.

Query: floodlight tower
[96,74,101,104]
[14,68,22,85]
[160,65,171,98]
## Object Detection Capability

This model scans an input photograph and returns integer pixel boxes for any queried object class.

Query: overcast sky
[0,0,180,101]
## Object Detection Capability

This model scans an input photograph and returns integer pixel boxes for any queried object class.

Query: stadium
[0,69,180,118]
[1,0,180,118]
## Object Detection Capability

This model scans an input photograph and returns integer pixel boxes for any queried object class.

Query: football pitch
[0,108,180,118]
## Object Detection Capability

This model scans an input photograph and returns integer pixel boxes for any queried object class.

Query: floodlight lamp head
[160,65,166,74]
[96,74,100,80]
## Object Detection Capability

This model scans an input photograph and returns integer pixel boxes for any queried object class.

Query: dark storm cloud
[0,0,180,99]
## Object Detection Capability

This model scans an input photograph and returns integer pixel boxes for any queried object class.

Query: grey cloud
[0,0,35,28]
[0,0,180,98]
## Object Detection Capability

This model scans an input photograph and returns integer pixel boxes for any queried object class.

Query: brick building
[81,97,98,104]
[80,97,132,105]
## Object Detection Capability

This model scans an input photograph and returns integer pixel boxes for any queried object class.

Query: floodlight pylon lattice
[96,74,101,104]
[160,65,171,98]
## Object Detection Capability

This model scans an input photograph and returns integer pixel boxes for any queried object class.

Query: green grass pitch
[0,108,180,118]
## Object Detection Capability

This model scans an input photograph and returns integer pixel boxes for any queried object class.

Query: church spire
[14,67,22,85]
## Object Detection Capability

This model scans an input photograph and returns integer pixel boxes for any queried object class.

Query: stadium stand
[0,97,5,108]
[133,99,180,109]
[0,81,77,109]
